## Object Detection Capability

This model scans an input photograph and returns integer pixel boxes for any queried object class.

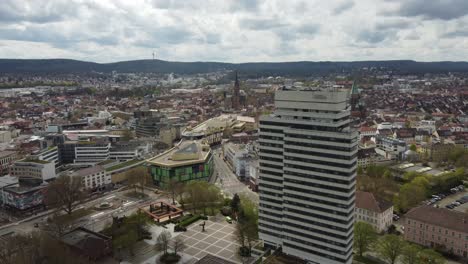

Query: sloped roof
[356,191,393,213]
[405,206,468,234]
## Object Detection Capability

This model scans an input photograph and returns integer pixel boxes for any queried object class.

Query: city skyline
[1,0,468,63]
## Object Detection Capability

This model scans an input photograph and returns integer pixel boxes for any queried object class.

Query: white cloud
[0,0,466,62]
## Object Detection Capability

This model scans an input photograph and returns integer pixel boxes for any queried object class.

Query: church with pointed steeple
[224,71,245,111]
[232,71,240,110]
[350,81,366,123]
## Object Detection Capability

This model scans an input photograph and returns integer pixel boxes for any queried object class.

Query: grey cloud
[151,0,192,10]
[133,26,195,48]
[275,24,320,40]
[0,24,120,49]
[356,29,397,44]
[230,0,259,12]
[240,18,285,31]
[376,19,412,30]
[205,33,221,44]
[441,28,468,38]
[333,1,354,15]
[0,0,75,24]
[384,0,468,20]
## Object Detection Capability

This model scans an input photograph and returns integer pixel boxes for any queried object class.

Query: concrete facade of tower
[258,87,357,264]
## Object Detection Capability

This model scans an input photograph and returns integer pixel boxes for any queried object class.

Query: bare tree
[157,230,172,256]
[166,178,179,205]
[0,231,91,264]
[46,174,86,215]
[43,212,70,238]
[125,166,150,196]
[172,236,186,255]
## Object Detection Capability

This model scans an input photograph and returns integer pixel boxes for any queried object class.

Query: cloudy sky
[0,0,467,63]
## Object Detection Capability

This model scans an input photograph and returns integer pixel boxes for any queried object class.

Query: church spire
[232,70,240,110]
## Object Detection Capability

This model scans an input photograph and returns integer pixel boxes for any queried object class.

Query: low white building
[10,159,56,182]
[71,165,111,190]
[355,191,393,232]
[32,147,59,167]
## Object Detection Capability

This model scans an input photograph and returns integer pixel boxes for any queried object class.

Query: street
[212,147,258,204]
[0,188,165,236]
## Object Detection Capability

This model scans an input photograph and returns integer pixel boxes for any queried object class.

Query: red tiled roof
[405,206,468,234]
[356,191,393,213]
[360,127,377,132]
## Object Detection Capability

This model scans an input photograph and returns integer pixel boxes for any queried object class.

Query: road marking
[123,201,135,207]
[91,212,105,218]
[104,195,115,200]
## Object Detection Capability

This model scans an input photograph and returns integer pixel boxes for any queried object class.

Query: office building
[258,88,357,264]
[146,140,213,188]
[10,159,56,182]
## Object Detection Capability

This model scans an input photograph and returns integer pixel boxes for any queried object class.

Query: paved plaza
[178,216,243,263]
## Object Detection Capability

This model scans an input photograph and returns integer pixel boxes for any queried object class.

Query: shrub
[178,214,202,227]
[160,253,181,264]
[174,225,187,232]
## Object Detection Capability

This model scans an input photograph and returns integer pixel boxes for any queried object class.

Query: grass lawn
[105,159,142,172]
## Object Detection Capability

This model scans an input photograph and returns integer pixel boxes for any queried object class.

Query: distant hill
[1,59,468,76]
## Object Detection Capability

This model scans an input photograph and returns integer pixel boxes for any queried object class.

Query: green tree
[401,243,422,264]
[236,195,258,256]
[354,222,377,257]
[114,229,138,256]
[396,182,427,212]
[418,249,445,264]
[376,235,405,264]
[231,193,241,215]
[409,144,417,152]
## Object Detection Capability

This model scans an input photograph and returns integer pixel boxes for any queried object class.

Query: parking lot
[435,190,468,213]
[177,215,246,264]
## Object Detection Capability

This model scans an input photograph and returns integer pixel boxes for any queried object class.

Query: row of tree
[355,222,445,264]
[167,180,224,215]
[395,168,465,212]
[357,164,398,201]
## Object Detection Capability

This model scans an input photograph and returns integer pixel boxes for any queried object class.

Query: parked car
[445,204,455,209]
[392,214,400,221]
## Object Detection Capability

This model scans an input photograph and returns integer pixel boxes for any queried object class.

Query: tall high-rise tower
[232,71,240,110]
[258,88,357,264]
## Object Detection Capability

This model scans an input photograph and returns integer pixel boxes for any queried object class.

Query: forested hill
[1,59,468,76]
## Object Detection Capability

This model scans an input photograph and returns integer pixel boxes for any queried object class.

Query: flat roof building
[146,140,213,188]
